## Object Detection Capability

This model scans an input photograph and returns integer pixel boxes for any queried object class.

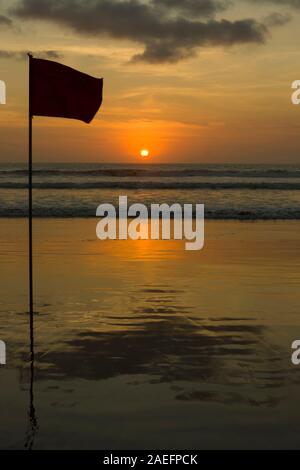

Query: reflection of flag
[30,58,103,123]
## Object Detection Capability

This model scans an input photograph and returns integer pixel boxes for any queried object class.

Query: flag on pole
[26,56,103,437]
[30,58,103,123]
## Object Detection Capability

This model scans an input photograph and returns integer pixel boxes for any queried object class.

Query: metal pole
[28,53,33,315]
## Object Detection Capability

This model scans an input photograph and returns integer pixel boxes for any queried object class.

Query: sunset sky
[1,0,300,163]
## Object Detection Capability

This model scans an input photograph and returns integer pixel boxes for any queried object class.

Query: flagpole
[28,53,33,315]
[25,54,39,450]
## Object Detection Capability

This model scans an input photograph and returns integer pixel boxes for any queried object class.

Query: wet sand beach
[0,219,300,449]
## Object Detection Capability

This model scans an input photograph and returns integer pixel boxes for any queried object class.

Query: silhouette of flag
[30,58,103,123]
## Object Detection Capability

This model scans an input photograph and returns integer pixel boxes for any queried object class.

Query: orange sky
[1,0,300,163]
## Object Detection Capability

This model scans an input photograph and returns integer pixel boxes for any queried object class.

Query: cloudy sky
[0,0,300,163]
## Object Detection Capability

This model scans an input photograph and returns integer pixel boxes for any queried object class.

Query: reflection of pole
[24,306,38,450]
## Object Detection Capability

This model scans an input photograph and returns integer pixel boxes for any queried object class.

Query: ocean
[1,163,300,218]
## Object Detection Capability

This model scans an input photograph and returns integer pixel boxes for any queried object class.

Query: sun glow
[140,149,150,158]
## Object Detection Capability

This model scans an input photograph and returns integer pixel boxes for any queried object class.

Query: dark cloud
[263,12,291,27]
[132,19,268,63]
[38,50,62,59]
[151,0,231,17]
[251,0,300,6]
[0,50,62,60]
[11,0,282,64]
[0,51,22,59]
[0,14,13,27]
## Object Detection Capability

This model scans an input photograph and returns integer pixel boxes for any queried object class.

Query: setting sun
[140,149,150,158]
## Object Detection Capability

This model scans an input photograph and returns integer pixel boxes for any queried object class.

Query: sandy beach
[0,218,300,449]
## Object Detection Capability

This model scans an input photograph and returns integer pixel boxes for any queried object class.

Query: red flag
[30,58,103,123]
